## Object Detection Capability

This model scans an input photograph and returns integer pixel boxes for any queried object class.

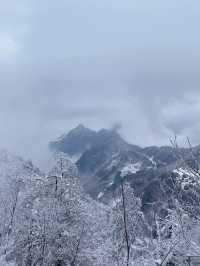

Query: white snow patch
[120,162,142,177]
[149,156,157,168]
[97,192,104,199]
[107,181,114,187]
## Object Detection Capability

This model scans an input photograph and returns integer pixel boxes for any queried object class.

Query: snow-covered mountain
[51,126,151,197]
[50,125,194,205]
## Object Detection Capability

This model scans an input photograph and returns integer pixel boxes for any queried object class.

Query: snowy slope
[120,162,142,177]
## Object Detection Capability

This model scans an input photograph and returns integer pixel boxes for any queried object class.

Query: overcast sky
[1,0,200,166]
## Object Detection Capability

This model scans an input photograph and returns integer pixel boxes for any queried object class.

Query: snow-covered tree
[111,181,148,265]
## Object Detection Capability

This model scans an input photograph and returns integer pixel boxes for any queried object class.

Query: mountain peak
[50,125,128,159]
[68,124,95,136]
[74,124,88,131]
[49,125,97,156]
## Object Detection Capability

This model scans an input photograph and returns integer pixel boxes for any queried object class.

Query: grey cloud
[1,0,200,166]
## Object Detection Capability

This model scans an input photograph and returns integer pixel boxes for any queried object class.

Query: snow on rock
[97,192,104,199]
[149,156,157,168]
[120,162,142,177]
[107,181,114,187]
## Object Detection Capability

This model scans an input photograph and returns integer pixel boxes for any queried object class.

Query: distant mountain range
[49,125,200,216]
